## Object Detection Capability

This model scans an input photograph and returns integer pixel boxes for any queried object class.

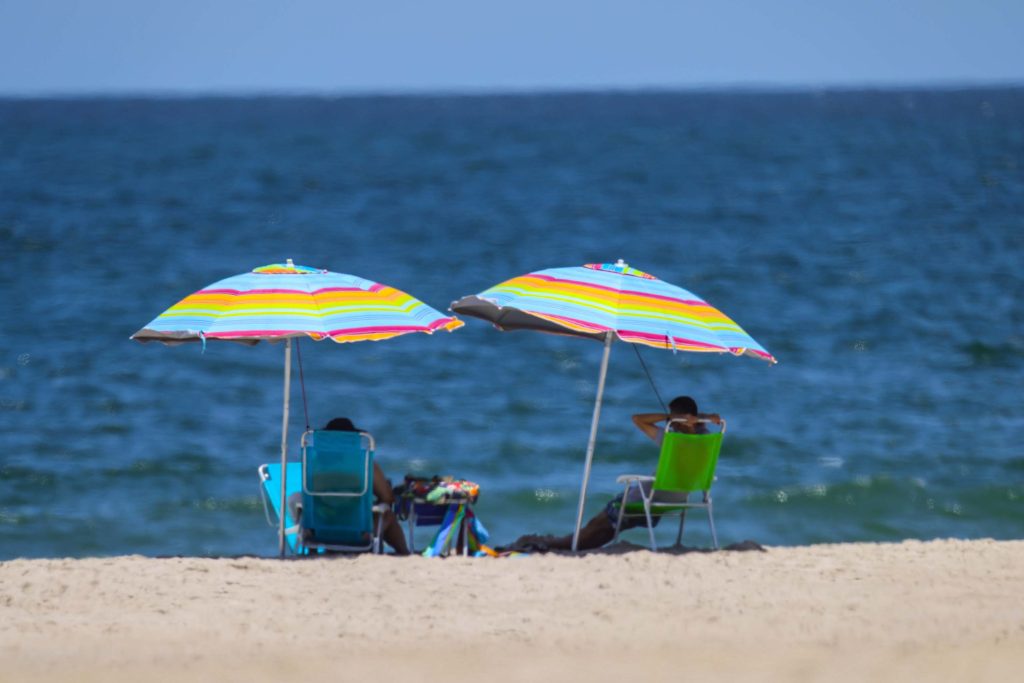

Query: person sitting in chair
[290,417,410,555]
[509,395,721,552]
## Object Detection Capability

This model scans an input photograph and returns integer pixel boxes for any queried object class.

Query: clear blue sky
[1,0,1022,94]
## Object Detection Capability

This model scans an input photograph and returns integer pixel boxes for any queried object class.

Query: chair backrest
[652,429,724,494]
[301,430,375,545]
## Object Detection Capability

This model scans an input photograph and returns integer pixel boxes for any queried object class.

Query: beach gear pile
[395,475,479,504]
[422,504,496,558]
[394,476,495,557]
[424,478,479,503]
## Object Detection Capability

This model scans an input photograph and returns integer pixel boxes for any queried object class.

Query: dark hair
[324,417,360,432]
[668,396,698,416]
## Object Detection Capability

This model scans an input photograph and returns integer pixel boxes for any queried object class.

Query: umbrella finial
[286,258,294,268]
[615,258,627,268]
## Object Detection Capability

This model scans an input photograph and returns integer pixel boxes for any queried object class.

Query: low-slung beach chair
[258,429,387,554]
[399,498,450,553]
[612,418,726,552]
[396,478,479,555]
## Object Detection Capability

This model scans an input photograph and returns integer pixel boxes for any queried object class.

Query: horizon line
[2,78,1024,101]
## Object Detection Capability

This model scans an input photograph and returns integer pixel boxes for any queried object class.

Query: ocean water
[1,89,1022,559]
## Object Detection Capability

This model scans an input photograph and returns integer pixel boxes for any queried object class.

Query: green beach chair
[297,428,387,554]
[612,418,726,552]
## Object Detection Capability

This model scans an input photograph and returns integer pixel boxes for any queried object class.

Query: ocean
[1,88,1022,558]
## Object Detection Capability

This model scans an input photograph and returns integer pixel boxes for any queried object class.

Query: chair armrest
[372,503,391,513]
[615,475,654,484]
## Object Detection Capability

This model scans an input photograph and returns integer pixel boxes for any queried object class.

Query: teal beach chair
[612,418,726,551]
[258,429,386,554]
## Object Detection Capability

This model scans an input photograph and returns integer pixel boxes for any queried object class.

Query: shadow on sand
[500,539,767,556]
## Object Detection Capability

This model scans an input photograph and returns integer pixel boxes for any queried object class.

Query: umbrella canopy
[451,260,774,361]
[133,260,462,556]
[451,260,773,550]
[133,261,463,345]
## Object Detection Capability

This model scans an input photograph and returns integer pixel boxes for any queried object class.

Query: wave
[959,340,1024,367]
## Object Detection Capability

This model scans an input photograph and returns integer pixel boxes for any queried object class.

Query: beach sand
[1,539,1022,682]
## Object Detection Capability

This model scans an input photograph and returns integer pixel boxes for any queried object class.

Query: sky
[0,0,1022,95]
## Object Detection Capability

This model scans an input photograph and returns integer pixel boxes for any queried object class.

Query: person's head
[668,396,698,417]
[324,417,360,432]
[667,396,703,434]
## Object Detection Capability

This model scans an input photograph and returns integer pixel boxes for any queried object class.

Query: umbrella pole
[278,338,293,558]
[572,334,613,552]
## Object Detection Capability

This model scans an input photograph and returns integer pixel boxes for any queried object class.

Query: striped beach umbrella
[132,260,463,345]
[451,260,774,550]
[133,260,462,556]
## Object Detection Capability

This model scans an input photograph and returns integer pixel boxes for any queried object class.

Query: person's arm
[632,412,669,444]
[372,462,395,505]
[699,412,722,425]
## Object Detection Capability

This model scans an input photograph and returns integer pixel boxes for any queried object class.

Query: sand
[1,539,1022,682]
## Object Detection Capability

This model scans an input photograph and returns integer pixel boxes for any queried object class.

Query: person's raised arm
[632,412,669,444]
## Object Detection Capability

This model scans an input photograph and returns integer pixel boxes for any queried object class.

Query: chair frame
[612,418,726,552]
[295,429,387,554]
[258,463,300,548]
[403,496,473,556]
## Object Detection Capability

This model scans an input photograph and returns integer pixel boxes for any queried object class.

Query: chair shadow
[560,539,767,556]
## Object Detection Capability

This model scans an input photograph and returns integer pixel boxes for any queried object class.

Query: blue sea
[1,88,1022,559]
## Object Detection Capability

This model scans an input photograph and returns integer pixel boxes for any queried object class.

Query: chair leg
[707,498,719,550]
[375,514,384,554]
[407,510,416,553]
[611,484,629,544]
[674,509,687,547]
[643,499,657,552]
